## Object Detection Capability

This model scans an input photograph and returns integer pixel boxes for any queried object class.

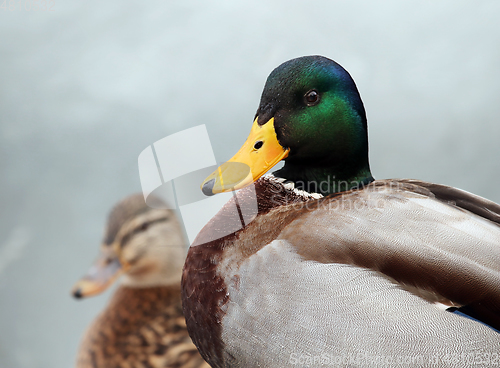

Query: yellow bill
[201,117,289,195]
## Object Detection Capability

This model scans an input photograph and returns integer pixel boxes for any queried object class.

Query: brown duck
[72,194,209,368]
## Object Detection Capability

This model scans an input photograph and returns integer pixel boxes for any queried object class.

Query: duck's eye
[304,90,320,106]
[140,222,149,231]
[254,141,263,150]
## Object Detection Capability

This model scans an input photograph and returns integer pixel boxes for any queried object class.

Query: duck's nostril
[254,141,264,150]
[202,178,215,196]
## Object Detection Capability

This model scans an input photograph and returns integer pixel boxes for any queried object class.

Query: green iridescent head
[258,56,372,194]
[201,55,373,196]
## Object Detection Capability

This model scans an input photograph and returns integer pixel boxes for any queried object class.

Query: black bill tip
[72,288,83,299]
[202,178,215,196]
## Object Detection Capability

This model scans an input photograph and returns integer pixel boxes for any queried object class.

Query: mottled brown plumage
[74,194,209,368]
[77,285,209,368]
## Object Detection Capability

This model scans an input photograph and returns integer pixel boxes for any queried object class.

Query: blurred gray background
[1,1,499,367]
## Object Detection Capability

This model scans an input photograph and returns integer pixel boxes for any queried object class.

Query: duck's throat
[273,163,374,196]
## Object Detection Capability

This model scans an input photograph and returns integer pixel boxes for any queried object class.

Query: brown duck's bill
[71,251,124,299]
[201,117,289,195]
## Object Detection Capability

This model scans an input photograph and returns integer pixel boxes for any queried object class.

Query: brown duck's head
[71,194,187,299]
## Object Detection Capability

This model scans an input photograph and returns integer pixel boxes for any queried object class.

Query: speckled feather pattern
[182,176,316,367]
[183,177,500,367]
[77,285,210,368]
[222,241,500,367]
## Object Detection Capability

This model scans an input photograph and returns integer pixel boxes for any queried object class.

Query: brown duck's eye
[140,222,149,231]
[304,90,320,106]
[254,140,263,150]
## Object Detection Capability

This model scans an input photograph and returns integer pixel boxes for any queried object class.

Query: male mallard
[182,56,500,367]
[72,194,209,368]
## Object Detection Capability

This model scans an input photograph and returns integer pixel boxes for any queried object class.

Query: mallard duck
[182,56,500,367]
[72,194,209,368]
